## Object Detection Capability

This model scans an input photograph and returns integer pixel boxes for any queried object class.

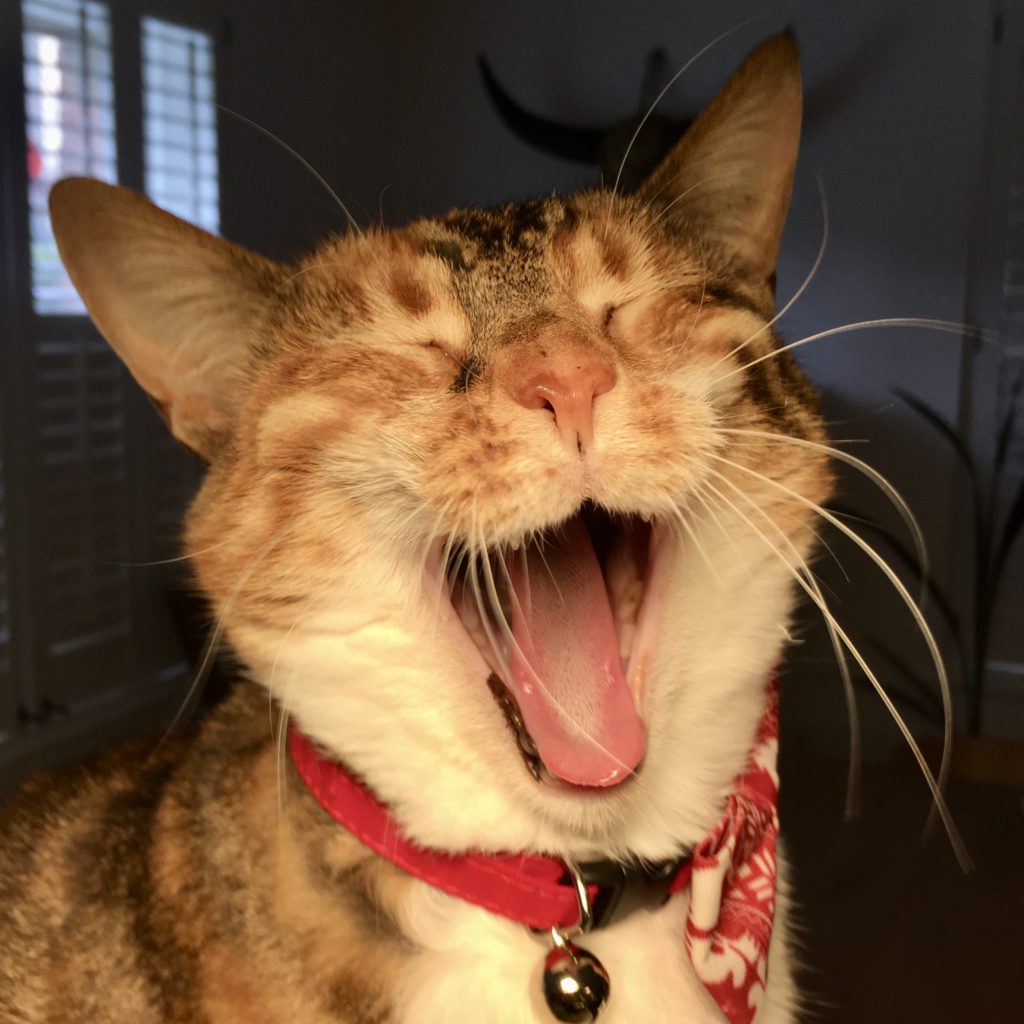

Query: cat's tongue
[507,517,645,787]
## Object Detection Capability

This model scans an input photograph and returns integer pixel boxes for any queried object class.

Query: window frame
[958,0,1024,727]
[0,0,229,785]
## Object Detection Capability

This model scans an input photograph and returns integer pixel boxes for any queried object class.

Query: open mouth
[446,502,661,791]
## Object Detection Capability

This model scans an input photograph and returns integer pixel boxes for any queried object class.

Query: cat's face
[50,36,830,859]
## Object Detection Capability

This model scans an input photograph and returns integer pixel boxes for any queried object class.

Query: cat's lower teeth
[486,673,544,780]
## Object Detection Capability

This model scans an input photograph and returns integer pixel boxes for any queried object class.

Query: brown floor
[780,739,1024,1022]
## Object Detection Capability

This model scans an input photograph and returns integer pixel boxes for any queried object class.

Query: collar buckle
[567,857,685,930]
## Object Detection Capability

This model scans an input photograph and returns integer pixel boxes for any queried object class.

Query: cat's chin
[432,504,670,793]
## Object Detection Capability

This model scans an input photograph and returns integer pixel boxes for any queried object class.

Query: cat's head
[51,36,830,859]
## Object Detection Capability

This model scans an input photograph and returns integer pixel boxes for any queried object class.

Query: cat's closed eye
[423,339,458,362]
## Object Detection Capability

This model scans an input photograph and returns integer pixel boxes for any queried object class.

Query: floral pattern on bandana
[685,684,780,1024]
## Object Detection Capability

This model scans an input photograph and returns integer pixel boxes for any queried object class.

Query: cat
[0,35,833,1024]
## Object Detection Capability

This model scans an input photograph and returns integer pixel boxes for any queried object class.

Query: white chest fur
[391,875,798,1024]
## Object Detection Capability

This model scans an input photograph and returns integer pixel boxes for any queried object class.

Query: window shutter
[17,0,135,716]
[2,3,225,786]
[22,0,117,315]
[32,330,135,711]
[5,1,217,751]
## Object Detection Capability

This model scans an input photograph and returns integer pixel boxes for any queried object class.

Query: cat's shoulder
[0,682,270,885]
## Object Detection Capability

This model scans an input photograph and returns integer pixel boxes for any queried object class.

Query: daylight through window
[142,17,219,232]
[22,0,117,314]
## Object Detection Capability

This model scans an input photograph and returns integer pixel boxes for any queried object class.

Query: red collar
[289,680,780,1024]
[290,726,692,931]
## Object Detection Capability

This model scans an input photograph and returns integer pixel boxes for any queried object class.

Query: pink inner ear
[48,177,287,463]
[158,388,231,459]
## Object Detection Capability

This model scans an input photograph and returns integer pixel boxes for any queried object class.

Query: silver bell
[542,934,610,1023]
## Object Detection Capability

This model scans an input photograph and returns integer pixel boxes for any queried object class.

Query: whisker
[699,471,861,819]
[494,546,535,630]
[717,426,929,594]
[110,538,231,568]
[609,16,763,198]
[711,318,993,389]
[647,175,722,230]
[676,273,708,351]
[633,174,675,223]
[706,173,830,373]
[275,706,291,835]
[420,501,456,634]
[153,530,291,753]
[446,543,470,591]
[688,483,738,552]
[216,104,362,233]
[699,471,970,861]
[466,511,512,682]
[708,453,961,849]
[667,500,722,583]
[267,615,304,824]
[531,530,565,606]
[281,261,348,287]
[698,458,847,588]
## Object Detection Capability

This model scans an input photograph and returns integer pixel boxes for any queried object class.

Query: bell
[541,937,610,1022]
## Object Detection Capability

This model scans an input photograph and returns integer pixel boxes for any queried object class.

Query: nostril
[506,343,616,452]
[518,387,557,412]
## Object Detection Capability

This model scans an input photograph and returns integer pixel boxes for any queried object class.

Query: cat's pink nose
[510,347,616,454]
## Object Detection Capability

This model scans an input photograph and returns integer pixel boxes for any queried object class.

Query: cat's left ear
[50,178,287,461]
[638,34,801,308]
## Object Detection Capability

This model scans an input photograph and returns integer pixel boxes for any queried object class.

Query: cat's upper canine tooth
[605,528,645,659]
[618,621,636,667]
[627,650,651,709]
[454,587,487,647]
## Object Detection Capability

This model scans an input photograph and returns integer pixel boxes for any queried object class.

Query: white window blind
[17,0,132,707]
[142,17,219,232]
[22,0,117,315]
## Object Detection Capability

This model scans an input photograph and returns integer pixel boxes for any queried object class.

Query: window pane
[142,17,219,233]
[21,0,117,315]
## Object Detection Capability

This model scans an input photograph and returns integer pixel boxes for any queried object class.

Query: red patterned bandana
[290,682,780,1024]
[685,682,780,1023]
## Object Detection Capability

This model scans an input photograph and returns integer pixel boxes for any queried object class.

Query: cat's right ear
[50,178,287,461]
